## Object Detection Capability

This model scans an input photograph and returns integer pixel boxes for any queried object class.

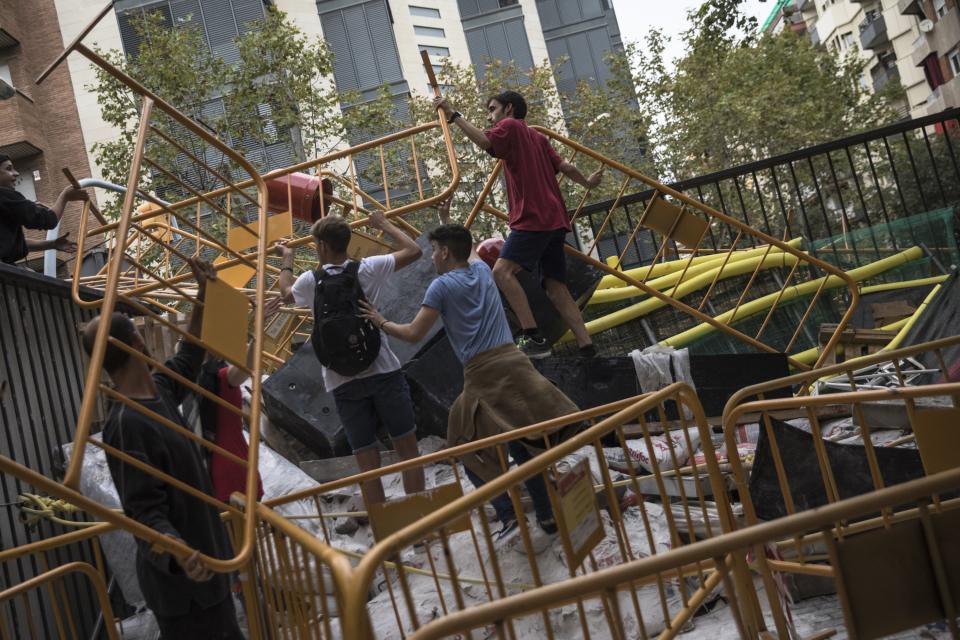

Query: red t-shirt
[211,367,264,503]
[485,118,570,232]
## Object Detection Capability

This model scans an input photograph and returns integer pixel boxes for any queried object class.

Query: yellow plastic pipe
[789,316,911,367]
[859,275,947,295]
[594,238,804,290]
[659,246,923,349]
[789,274,947,367]
[591,251,768,305]
[558,253,801,342]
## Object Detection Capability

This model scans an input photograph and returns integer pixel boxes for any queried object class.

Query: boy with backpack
[275,211,425,504]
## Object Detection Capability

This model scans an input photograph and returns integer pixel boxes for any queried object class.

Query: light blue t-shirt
[422,260,514,364]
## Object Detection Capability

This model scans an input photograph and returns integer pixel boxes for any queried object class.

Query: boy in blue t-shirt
[360,223,581,541]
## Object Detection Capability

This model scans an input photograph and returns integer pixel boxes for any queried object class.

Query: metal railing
[224,505,353,640]
[405,462,960,640]
[719,348,960,637]
[579,108,960,275]
[262,384,734,639]
[0,523,118,640]
[30,5,459,574]
[464,127,860,369]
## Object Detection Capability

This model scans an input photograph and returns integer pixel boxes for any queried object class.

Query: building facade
[48,0,624,194]
[0,0,98,271]
[908,0,960,117]
[766,0,960,120]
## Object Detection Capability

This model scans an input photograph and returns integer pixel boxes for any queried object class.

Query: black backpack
[310,261,381,376]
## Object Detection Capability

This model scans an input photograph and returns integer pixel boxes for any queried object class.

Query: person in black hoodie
[0,154,88,265]
[81,258,242,639]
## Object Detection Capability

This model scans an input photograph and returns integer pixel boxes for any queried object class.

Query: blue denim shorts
[332,370,417,452]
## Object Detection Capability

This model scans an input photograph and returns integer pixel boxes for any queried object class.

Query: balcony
[797,0,813,10]
[871,62,901,93]
[0,90,46,159]
[911,7,960,67]
[898,0,926,16]
[859,13,889,50]
[923,74,960,115]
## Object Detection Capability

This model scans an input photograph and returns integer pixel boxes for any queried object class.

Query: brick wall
[0,0,99,271]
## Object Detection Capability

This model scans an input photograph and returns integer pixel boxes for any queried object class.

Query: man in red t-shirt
[434,91,601,358]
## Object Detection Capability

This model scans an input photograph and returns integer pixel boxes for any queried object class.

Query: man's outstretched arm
[559,161,603,190]
[368,210,422,270]
[359,300,440,344]
[433,97,492,151]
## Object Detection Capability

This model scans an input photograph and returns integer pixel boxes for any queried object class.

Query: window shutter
[367,1,403,84]
[343,5,379,89]
[557,0,580,23]
[321,11,359,91]
[536,0,562,30]
[465,28,490,78]
[457,0,481,18]
[503,18,533,70]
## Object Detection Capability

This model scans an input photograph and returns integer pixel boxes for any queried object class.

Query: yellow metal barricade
[224,505,353,640]
[465,128,860,370]
[28,2,459,575]
[720,375,960,638]
[265,384,734,639]
[404,464,960,640]
[0,523,118,640]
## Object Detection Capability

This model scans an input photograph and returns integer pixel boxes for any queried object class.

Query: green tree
[629,0,901,182]
[89,7,384,219]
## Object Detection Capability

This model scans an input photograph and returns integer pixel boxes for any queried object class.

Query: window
[948,48,960,77]
[842,31,855,50]
[934,0,947,18]
[419,44,450,57]
[0,61,11,87]
[116,0,266,62]
[321,2,405,93]
[414,25,445,37]
[409,5,440,18]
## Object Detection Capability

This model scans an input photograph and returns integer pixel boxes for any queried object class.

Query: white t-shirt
[291,254,401,391]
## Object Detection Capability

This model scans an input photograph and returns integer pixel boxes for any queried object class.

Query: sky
[609,0,773,65]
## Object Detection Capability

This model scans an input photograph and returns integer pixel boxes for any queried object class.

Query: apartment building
[764,0,954,120]
[0,0,98,272]
[48,0,624,195]
[908,0,960,117]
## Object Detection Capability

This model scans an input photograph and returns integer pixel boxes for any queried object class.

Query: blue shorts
[500,228,567,285]
[332,370,417,452]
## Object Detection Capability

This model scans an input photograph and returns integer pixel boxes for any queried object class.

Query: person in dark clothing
[0,154,88,265]
[81,258,243,640]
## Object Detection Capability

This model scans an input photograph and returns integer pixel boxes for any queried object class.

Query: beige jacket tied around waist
[447,343,582,483]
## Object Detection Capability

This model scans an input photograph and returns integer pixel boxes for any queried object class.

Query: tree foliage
[628,0,901,181]
[89,7,382,218]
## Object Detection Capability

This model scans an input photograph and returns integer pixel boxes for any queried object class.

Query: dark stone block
[749,417,926,522]
[377,233,442,365]
[688,353,791,416]
[262,344,348,458]
[505,253,603,346]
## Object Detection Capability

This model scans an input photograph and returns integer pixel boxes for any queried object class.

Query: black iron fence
[580,107,960,278]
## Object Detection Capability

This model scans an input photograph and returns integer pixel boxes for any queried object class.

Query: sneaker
[517,334,551,359]
[579,344,597,358]
[537,516,558,535]
[493,518,520,545]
